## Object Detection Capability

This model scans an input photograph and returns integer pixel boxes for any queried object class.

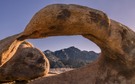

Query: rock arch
[1,4,135,84]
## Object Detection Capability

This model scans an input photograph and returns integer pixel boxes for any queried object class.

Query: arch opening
[28,35,101,69]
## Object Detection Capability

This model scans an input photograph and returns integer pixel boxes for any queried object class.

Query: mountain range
[43,46,99,68]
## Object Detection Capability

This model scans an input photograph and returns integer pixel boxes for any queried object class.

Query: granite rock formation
[0,34,22,67]
[1,3,135,84]
[17,4,135,84]
[0,36,49,83]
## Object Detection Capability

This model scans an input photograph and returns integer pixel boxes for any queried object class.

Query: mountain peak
[65,46,81,52]
[44,50,52,54]
[43,46,99,68]
[68,46,77,49]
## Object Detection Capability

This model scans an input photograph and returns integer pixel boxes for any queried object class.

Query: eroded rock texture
[17,4,109,40]
[0,37,49,83]
[16,4,135,84]
[1,3,135,84]
[0,34,22,67]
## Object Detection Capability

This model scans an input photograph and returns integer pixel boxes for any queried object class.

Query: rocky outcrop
[0,36,49,83]
[44,46,99,68]
[1,3,135,84]
[16,4,135,84]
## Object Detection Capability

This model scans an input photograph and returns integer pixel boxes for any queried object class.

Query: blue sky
[0,0,135,52]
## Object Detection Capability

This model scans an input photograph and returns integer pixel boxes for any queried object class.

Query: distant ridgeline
[43,46,99,68]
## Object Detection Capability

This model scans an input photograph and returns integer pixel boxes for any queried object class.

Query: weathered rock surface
[0,3,134,84]
[0,40,49,83]
[16,4,135,84]
[0,34,22,67]
[17,4,110,40]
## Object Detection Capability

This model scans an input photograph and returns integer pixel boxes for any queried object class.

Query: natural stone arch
[0,4,135,84]
[17,4,135,84]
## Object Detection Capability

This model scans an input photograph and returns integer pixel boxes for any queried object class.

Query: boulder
[0,41,49,83]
